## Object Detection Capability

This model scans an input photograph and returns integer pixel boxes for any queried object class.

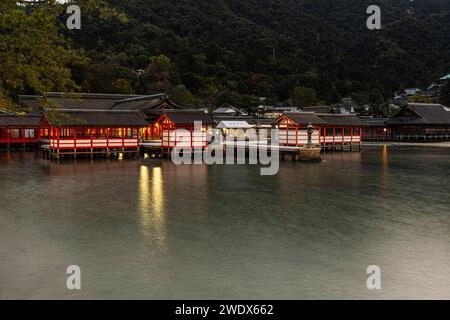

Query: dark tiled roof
[20,93,137,111]
[163,110,214,125]
[316,114,366,126]
[301,106,332,113]
[45,92,144,99]
[283,113,328,125]
[250,118,275,126]
[360,118,389,127]
[0,108,17,115]
[46,97,119,110]
[109,95,183,111]
[19,93,172,112]
[111,97,164,111]
[144,109,166,118]
[18,96,41,112]
[44,109,148,127]
[281,113,365,126]
[388,103,450,125]
[0,115,41,127]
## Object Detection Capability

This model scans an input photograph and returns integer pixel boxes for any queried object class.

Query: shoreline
[363,141,450,148]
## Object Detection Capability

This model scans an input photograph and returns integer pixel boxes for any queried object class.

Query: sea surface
[0,146,449,299]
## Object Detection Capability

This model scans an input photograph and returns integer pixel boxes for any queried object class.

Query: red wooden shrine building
[0,115,41,148]
[153,110,214,150]
[276,113,365,149]
[109,95,183,141]
[39,109,148,158]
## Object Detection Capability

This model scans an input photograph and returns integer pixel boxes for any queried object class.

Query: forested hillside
[1,0,450,112]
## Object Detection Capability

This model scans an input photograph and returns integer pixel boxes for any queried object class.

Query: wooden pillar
[332,128,335,150]
[319,127,322,147]
[122,127,125,153]
[22,128,25,148]
[174,127,177,149]
[6,128,10,149]
[190,126,193,150]
[135,127,140,158]
[350,127,353,151]
[359,127,363,150]
[319,127,323,146]
[285,125,288,146]
[106,127,110,158]
[90,128,93,159]
[49,127,52,158]
[160,126,163,157]
[56,128,60,159]
[74,128,77,159]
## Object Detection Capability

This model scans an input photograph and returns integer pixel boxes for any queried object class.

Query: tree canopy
[1,0,450,112]
[0,0,88,109]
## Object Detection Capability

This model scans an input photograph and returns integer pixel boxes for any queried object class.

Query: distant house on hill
[342,98,356,113]
[393,95,408,107]
[213,104,246,117]
[404,88,422,96]
[259,105,300,118]
[424,83,444,97]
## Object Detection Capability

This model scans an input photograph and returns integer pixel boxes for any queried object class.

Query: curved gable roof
[279,113,327,125]
[388,103,450,125]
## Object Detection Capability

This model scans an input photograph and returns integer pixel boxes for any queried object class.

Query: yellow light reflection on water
[382,144,389,169]
[152,167,164,216]
[139,165,166,246]
[380,144,390,192]
[139,165,150,211]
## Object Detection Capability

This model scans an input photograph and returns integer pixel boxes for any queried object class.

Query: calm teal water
[0,147,449,299]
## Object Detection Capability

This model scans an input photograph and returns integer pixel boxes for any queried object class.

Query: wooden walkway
[140,140,318,161]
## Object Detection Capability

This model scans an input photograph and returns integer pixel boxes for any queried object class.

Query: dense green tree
[293,87,320,107]
[0,0,88,110]
[168,85,199,109]
[112,79,133,94]
[140,55,180,93]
